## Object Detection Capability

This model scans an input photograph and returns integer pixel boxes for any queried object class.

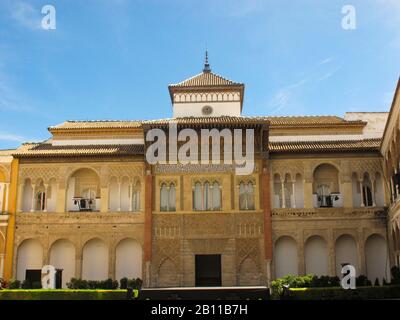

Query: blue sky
[0,0,399,149]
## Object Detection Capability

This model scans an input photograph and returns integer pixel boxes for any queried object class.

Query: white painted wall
[344,112,388,138]
[50,239,76,288]
[335,235,359,276]
[305,236,329,276]
[17,239,43,281]
[66,178,75,211]
[173,101,241,118]
[47,181,57,212]
[295,175,304,208]
[120,179,130,211]
[82,239,109,281]
[115,239,142,281]
[274,236,298,278]
[365,234,390,284]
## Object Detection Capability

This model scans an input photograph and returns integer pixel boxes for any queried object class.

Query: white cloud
[10,1,42,30]
[0,132,27,143]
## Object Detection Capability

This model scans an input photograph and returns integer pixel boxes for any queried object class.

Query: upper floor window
[313,164,340,208]
[193,181,221,211]
[160,182,176,212]
[132,181,141,212]
[239,181,255,210]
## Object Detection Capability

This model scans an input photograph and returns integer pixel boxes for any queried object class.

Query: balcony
[271,207,386,219]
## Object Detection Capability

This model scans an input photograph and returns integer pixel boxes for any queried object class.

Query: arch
[82,238,109,280]
[294,173,304,208]
[374,172,385,207]
[16,239,43,281]
[273,173,282,208]
[22,178,33,212]
[120,177,130,211]
[66,168,100,211]
[238,257,260,285]
[313,163,339,208]
[305,235,328,276]
[365,234,390,284]
[115,238,143,281]
[274,236,298,278]
[335,234,358,276]
[49,239,76,288]
[157,258,178,287]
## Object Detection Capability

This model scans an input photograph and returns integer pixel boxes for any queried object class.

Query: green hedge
[288,285,400,300]
[0,289,138,300]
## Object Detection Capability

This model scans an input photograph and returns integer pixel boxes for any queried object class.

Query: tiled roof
[142,116,268,127]
[269,138,381,153]
[13,143,144,158]
[143,115,365,127]
[265,115,364,126]
[49,120,142,131]
[169,71,243,88]
[0,149,16,156]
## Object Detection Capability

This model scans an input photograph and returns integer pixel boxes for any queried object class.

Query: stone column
[109,245,116,280]
[371,179,376,207]
[291,180,296,208]
[75,249,82,279]
[129,183,133,212]
[30,184,36,212]
[359,180,365,207]
[357,236,366,276]
[281,180,286,208]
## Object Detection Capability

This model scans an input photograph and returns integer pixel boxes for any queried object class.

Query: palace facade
[0,58,399,288]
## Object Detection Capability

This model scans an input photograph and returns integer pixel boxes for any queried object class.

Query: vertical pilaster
[144,169,153,287]
[261,165,273,263]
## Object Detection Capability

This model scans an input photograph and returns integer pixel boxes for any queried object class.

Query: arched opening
[274,236,298,278]
[131,180,141,212]
[82,238,108,280]
[273,174,282,208]
[294,173,304,208]
[115,238,142,281]
[160,183,176,212]
[49,239,76,288]
[313,164,340,208]
[362,173,373,207]
[22,179,33,212]
[66,168,100,212]
[34,180,46,211]
[239,181,255,210]
[335,235,358,276]
[305,235,328,276]
[365,234,390,284]
[17,239,43,282]
[283,174,292,208]
[238,257,260,285]
[158,258,178,287]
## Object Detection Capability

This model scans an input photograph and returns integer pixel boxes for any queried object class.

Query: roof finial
[203,50,211,73]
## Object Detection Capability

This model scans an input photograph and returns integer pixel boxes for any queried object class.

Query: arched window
[239,181,255,210]
[362,174,373,207]
[35,191,46,211]
[160,182,176,212]
[132,182,141,212]
[193,181,221,211]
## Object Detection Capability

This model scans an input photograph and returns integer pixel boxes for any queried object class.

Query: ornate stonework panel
[20,166,59,184]
[155,164,259,174]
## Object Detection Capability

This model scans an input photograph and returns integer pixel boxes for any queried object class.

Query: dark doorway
[195,254,221,287]
[25,269,41,287]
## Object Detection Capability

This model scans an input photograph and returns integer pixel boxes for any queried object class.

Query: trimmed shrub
[391,266,400,284]
[288,285,400,300]
[8,279,21,289]
[119,277,143,290]
[66,278,118,290]
[0,289,138,300]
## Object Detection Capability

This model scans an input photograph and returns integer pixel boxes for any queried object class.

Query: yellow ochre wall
[3,159,19,280]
